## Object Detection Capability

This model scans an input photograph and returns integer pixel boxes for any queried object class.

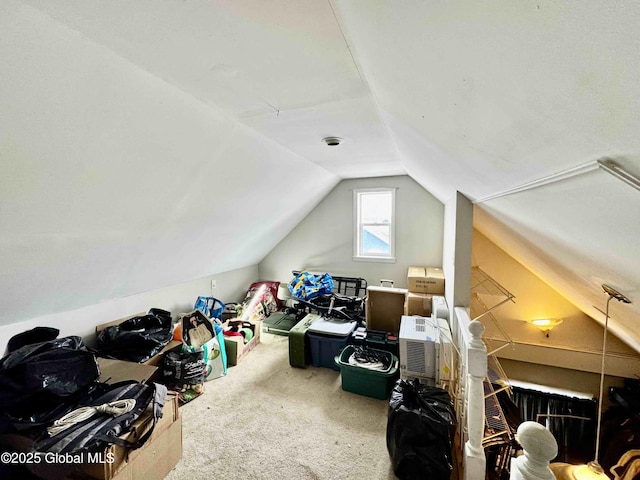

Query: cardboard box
[405,292,433,317]
[407,266,445,294]
[97,357,158,384]
[0,392,181,480]
[96,313,182,367]
[109,415,182,480]
[223,319,262,366]
[365,286,408,334]
[80,392,181,480]
[407,266,426,292]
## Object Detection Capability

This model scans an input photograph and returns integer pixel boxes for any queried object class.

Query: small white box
[436,317,453,385]
[432,295,449,321]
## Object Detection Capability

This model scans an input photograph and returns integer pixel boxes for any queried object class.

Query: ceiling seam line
[473,160,599,204]
[327,0,404,167]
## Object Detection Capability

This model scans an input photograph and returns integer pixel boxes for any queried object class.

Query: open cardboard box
[365,286,408,334]
[223,319,262,366]
[77,391,181,480]
[0,359,182,480]
[405,292,433,317]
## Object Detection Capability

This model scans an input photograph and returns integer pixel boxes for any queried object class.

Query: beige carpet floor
[164,331,399,480]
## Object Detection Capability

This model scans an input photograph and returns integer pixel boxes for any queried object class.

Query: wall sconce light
[527,318,563,337]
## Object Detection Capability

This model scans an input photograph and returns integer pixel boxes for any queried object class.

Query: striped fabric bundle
[33,381,166,455]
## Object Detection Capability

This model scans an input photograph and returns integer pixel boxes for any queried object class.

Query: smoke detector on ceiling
[322,136,343,147]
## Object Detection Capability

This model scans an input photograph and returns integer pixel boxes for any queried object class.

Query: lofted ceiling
[1,1,639,351]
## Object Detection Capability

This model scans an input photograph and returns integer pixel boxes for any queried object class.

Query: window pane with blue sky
[360,191,392,255]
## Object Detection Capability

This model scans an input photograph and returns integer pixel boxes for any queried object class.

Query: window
[353,188,396,262]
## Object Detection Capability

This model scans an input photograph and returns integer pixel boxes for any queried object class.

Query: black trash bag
[6,326,60,354]
[386,379,457,480]
[0,336,100,431]
[97,310,173,363]
[148,307,173,323]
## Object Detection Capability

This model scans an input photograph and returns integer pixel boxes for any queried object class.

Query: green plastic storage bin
[334,345,399,400]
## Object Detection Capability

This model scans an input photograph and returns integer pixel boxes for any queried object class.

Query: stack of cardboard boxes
[405,267,445,317]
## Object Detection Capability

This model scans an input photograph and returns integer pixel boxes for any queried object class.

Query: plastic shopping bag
[177,309,227,380]
[194,296,225,320]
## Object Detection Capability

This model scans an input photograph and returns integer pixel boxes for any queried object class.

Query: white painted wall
[259,175,444,288]
[443,191,474,313]
[0,4,337,327]
[472,228,640,379]
[0,265,257,355]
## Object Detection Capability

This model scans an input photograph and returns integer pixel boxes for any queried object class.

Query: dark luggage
[32,381,167,455]
[289,313,320,368]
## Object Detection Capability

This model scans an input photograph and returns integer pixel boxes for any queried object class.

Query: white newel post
[464,320,487,480]
[510,422,558,480]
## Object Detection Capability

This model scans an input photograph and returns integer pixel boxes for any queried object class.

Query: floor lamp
[573,284,632,480]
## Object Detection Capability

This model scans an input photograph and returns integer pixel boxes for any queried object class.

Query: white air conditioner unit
[399,315,454,387]
[399,315,438,385]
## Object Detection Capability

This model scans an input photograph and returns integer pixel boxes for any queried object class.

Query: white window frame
[353,187,396,263]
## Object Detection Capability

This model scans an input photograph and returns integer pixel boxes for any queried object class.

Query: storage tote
[334,345,399,399]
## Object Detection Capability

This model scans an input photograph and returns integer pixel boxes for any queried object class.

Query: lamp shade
[572,462,608,479]
[527,318,563,336]
[277,284,291,302]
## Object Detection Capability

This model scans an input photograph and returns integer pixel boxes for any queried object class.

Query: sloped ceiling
[1,1,639,352]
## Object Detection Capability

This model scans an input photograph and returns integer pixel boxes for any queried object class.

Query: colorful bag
[288,270,334,300]
[243,281,281,313]
[194,296,225,320]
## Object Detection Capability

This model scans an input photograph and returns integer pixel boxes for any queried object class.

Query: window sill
[352,256,396,264]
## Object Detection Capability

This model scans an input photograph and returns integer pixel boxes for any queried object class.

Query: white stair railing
[454,307,487,480]
[510,421,558,480]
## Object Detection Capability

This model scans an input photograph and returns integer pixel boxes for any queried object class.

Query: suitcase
[263,311,298,336]
[289,313,321,368]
